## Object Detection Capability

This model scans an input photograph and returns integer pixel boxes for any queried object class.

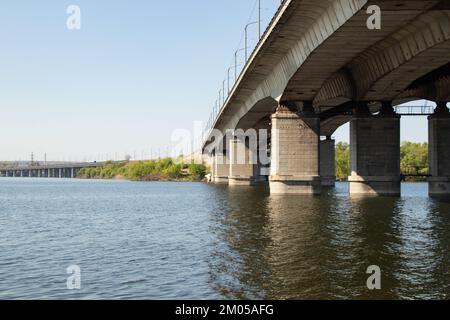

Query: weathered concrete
[349,103,401,196]
[269,105,321,195]
[428,102,450,197]
[320,137,336,187]
[213,153,229,184]
[229,138,255,186]
[253,133,270,184]
[253,164,269,184]
[194,0,450,197]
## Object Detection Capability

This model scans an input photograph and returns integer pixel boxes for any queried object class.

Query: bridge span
[0,162,106,179]
[203,0,450,197]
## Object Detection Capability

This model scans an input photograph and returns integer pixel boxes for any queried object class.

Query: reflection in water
[209,183,450,299]
[0,179,448,299]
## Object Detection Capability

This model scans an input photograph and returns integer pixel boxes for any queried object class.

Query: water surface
[0,178,449,299]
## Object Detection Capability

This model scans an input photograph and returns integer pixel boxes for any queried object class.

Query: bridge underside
[204,0,450,196]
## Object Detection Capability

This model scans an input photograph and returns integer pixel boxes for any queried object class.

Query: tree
[335,142,350,180]
[400,142,428,176]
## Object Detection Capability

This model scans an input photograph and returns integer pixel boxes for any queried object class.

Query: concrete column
[348,102,401,196]
[210,154,216,182]
[59,168,62,178]
[229,138,255,186]
[20,170,23,177]
[254,133,270,184]
[71,168,74,179]
[320,136,336,187]
[47,169,51,178]
[13,171,16,177]
[213,153,229,184]
[269,103,321,195]
[428,101,450,197]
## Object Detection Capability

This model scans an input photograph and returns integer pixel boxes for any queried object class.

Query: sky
[0,1,433,162]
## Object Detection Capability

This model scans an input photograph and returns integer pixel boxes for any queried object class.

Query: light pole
[234,48,245,81]
[222,80,226,104]
[245,21,259,61]
[258,0,261,39]
[227,66,235,94]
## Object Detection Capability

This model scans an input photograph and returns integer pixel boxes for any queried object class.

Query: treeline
[77,158,207,181]
[78,142,428,182]
[335,141,429,181]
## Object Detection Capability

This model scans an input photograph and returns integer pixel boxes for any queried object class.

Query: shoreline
[76,174,207,183]
[76,159,208,182]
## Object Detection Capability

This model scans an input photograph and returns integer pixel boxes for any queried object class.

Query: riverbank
[77,158,208,182]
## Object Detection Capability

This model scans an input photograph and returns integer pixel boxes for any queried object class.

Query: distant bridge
[0,162,106,179]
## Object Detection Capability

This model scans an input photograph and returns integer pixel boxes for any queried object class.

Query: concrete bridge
[0,162,105,179]
[203,0,450,196]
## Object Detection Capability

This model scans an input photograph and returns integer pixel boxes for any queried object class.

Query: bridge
[203,0,450,197]
[0,162,105,179]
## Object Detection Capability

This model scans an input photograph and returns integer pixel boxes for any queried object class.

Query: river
[0,178,448,299]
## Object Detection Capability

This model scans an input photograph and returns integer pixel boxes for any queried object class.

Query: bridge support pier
[229,137,255,186]
[428,102,450,197]
[320,136,336,187]
[348,102,401,196]
[213,153,229,184]
[254,135,270,184]
[269,103,321,195]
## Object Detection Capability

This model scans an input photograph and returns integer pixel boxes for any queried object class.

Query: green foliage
[188,162,207,180]
[400,142,429,176]
[77,158,206,181]
[163,163,183,179]
[335,142,350,180]
[78,161,127,179]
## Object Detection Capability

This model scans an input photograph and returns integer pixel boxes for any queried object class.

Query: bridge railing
[201,0,440,145]
[203,0,288,143]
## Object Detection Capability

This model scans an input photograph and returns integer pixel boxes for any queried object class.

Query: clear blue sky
[0,1,431,162]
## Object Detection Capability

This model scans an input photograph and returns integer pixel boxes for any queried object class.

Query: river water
[0,178,448,300]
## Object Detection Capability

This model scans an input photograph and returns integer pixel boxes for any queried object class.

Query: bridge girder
[204,0,450,148]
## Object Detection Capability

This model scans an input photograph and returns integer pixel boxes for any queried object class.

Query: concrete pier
[428,102,450,197]
[348,102,401,196]
[213,153,229,184]
[320,137,336,187]
[229,137,255,186]
[269,103,321,195]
